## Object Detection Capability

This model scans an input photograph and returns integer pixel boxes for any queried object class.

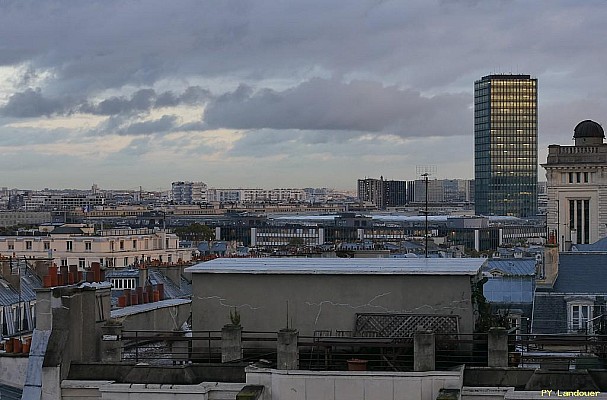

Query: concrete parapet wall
[61,380,246,400]
[0,354,28,388]
[246,366,463,400]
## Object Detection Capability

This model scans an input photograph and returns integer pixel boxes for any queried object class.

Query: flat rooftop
[185,257,486,275]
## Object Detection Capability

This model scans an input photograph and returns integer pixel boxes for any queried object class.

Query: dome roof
[574,120,605,139]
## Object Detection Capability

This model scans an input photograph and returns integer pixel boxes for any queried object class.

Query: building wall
[0,211,51,227]
[191,273,476,337]
[0,355,28,388]
[246,368,463,400]
[544,145,607,249]
[0,229,191,268]
[61,381,246,400]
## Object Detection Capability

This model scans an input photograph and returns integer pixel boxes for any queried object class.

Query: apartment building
[0,225,192,269]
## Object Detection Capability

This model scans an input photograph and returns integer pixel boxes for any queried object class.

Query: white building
[0,225,193,269]
[171,181,208,204]
[543,120,607,250]
[207,188,306,203]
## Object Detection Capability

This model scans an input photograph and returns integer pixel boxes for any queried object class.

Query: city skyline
[0,1,606,190]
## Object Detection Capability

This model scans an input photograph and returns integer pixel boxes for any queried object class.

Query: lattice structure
[354,313,459,338]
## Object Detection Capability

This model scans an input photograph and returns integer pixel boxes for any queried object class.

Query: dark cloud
[0,86,209,119]
[0,88,73,118]
[204,78,471,136]
[81,87,209,116]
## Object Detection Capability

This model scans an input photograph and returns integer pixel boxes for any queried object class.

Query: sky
[0,0,606,191]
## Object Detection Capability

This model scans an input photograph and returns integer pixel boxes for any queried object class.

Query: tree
[173,223,214,243]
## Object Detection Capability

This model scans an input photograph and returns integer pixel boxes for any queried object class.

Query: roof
[552,252,607,294]
[50,226,85,235]
[484,259,537,276]
[111,298,191,318]
[574,119,604,139]
[0,383,22,400]
[185,257,486,276]
[571,237,607,252]
[105,269,139,278]
[148,270,191,298]
[532,292,568,334]
[0,264,43,306]
[483,276,534,303]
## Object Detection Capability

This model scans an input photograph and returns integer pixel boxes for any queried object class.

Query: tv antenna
[416,165,437,258]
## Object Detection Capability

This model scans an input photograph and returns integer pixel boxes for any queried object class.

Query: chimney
[0,259,20,290]
[537,243,559,288]
[139,263,148,287]
[164,265,182,289]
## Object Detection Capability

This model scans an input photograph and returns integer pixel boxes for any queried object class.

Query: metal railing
[117,329,607,370]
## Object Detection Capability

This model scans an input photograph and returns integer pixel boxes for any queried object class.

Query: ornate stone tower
[542,120,607,250]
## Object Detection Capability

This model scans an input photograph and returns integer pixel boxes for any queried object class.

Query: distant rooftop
[185,257,486,276]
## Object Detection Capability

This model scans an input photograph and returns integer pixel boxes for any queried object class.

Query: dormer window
[568,301,594,333]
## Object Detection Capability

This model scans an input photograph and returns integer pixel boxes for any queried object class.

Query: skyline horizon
[0,2,604,189]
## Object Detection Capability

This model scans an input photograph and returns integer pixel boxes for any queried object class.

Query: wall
[191,273,475,337]
[246,367,463,400]
[0,354,28,387]
[61,380,246,400]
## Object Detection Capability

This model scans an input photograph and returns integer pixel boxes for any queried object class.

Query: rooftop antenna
[416,165,437,258]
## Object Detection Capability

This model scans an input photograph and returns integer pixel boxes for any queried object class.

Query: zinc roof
[185,257,486,275]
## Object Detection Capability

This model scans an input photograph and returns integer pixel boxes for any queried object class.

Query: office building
[543,120,607,249]
[357,177,406,209]
[474,74,538,217]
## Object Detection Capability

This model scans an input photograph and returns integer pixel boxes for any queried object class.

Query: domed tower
[573,120,604,146]
[543,120,607,250]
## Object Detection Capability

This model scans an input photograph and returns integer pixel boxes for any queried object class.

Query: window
[120,241,124,250]
[124,257,129,267]
[25,241,32,250]
[132,240,137,249]
[569,303,593,333]
[61,259,68,267]
[8,242,14,250]
[43,242,50,250]
[66,241,73,252]
[110,241,114,251]
[78,258,85,269]
[85,241,92,251]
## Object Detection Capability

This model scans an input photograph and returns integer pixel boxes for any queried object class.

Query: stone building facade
[543,120,607,250]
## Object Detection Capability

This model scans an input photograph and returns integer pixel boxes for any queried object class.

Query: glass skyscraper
[474,74,538,217]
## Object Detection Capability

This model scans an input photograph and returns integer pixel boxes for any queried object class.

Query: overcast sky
[0,0,605,191]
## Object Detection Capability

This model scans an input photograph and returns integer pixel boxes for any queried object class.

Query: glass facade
[474,75,538,217]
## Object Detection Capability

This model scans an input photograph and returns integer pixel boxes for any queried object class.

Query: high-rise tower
[474,74,538,217]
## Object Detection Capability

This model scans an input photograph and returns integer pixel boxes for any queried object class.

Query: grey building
[357,177,406,209]
[474,74,538,217]
[185,258,486,338]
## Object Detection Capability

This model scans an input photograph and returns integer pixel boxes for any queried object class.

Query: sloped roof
[553,253,607,294]
[105,269,139,278]
[484,259,537,276]
[484,276,534,303]
[0,264,43,306]
[532,293,568,334]
[571,237,607,252]
[148,270,191,299]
